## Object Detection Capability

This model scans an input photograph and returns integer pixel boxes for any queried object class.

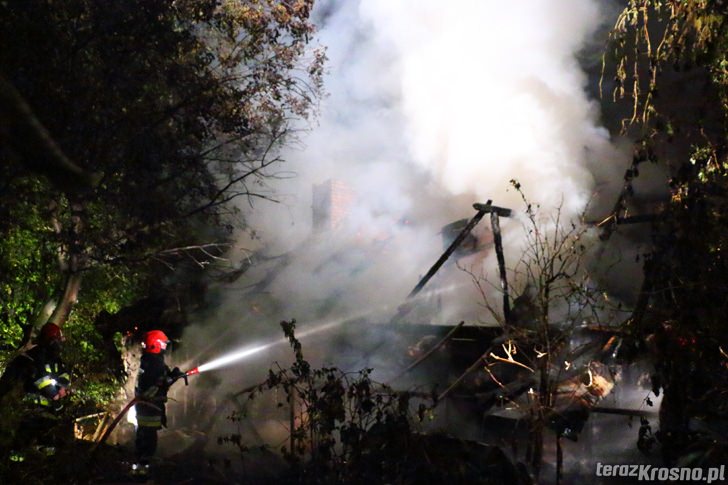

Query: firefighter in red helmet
[132,329,183,477]
[0,322,71,458]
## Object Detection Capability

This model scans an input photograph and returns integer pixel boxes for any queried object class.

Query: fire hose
[91,367,199,453]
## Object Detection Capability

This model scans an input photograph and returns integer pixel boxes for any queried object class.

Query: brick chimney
[312,179,355,232]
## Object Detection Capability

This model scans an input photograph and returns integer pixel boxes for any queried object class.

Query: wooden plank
[490,211,511,324]
[406,200,492,300]
[387,321,466,384]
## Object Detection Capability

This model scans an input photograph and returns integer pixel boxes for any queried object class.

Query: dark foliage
[222,320,531,484]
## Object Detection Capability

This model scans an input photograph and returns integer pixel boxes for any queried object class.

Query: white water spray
[193,318,353,374]
[191,282,469,374]
[196,343,271,374]
[188,284,463,375]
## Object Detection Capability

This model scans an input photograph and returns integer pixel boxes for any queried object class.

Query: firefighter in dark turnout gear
[0,322,71,457]
[132,329,183,476]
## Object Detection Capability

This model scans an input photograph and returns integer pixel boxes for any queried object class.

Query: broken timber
[408,201,512,299]
[485,206,512,324]
[390,200,513,324]
[591,407,658,418]
[387,321,465,384]
[407,200,492,299]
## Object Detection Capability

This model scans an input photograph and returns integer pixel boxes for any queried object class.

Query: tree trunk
[47,271,82,327]
[47,198,86,328]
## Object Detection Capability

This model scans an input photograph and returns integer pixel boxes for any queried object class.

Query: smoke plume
[173,0,643,450]
[227,0,628,327]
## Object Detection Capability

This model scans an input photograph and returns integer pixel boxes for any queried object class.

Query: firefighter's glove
[168,367,185,385]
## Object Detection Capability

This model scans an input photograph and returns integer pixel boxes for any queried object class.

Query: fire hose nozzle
[176,366,200,386]
[171,367,198,387]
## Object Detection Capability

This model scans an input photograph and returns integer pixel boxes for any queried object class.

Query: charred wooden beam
[490,211,512,324]
[407,201,513,300]
[473,202,513,218]
[387,321,465,384]
[625,252,660,335]
[590,213,664,228]
[597,160,639,240]
[591,407,658,417]
[406,200,493,299]
[437,343,498,402]
[616,214,664,225]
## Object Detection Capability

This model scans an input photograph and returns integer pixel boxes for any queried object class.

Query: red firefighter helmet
[143,330,169,354]
[39,322,64,344]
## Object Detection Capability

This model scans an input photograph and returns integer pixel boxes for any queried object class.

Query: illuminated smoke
[165,8,657,476]
[188,284,457,373]
[231,0,625,328]
[358,0,618,217]
[179,0,631,421]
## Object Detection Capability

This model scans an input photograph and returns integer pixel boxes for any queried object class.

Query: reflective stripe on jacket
[23,393,60,409]
[136,413,163,428]
[30,362,70,402]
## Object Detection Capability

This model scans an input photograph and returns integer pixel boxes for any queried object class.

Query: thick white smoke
[182,0,631,386]
[360,0,616,216]
[169,0,649,460]
[234,0,625,323]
